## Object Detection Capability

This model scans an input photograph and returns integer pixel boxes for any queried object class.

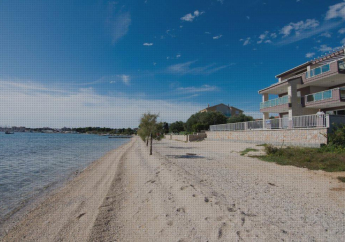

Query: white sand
[2,137,345,241]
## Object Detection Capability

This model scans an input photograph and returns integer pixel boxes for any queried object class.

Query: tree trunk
[146,137,149,146]
[150,133,153,155]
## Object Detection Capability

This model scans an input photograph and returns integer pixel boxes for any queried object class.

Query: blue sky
[1,0,345,128]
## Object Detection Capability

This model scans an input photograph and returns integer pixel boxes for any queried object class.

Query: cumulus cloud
[213,35,223,39]
[180,10,204,22]
[143,43,153,46]
[341,38,345,44]
[325,1,345,20]
[305,52,315,58]
[339,28,345,34]
[0,80,203,128]
[280,19,319,37]
[317,45,333,52]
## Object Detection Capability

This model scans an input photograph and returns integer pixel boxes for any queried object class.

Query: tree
[227,114,254,123]
[169,121,185,133]
[138,113,165,155]
[163,122,169,134]
[185,111,227,132]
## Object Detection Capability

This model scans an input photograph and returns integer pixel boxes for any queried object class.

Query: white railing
[292,114,326,128]
[209,114,327,131]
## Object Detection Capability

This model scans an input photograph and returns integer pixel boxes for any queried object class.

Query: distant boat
[5,131,14,134]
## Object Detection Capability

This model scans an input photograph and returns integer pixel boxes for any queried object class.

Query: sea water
[0,132,129,220]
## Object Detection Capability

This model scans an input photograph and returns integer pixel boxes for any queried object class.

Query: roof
[275,61,310,78]
[258,75,303,94]
[203,103,243,112]
[275,47,345,78]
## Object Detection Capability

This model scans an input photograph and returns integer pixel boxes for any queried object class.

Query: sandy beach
[2,136,345,241]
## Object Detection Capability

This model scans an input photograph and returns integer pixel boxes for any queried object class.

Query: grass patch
[256,143,267,147]
[240,148,258,156]
[338,176,345,183]
[255,144,345,172]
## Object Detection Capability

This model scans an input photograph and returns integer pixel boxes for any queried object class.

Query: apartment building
[259,48,345,124]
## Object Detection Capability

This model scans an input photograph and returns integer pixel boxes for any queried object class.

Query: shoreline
[0,138,133,240]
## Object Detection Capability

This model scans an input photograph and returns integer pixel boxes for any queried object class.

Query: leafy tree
[227,114,254,123]
[185,111,227,132]
[169,121,185,133]
[138,113,165,155]
[192,123,206,133]
[163,122,169,134]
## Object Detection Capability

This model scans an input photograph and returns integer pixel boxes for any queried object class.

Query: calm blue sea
[0,132,129,220]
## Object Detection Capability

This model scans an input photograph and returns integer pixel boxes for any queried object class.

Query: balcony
[260,95,290,112]
[303,61,344,85]
[304,88,345,108]
[305,63,330,79]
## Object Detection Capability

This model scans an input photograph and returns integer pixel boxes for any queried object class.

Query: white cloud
[325,1,345,20]
[177,85,219,94]
[341,38,345,44]
[264,40,272,43]
[96,75,130,85]
[176,54,181,58]
[143,43,153,46]
[180,10,204,22]
[108,12,131,44]
[217,0,224,4]
[246,16,250,20]
[257,31,269,44]
[339,28,345,34]
[305,52,315,58]
[320,32,332,38]
[213,35,223,39]
[277,21,341,45]
[317,44,333,52]
[205,32,211,34]
[0,80,204,128]
[280,19,319,37]
[241,37,251,46]
[121,75,130,85]
[167,61,235,75]
[270,33,277,38]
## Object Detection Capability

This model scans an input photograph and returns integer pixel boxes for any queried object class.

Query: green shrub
[264,144,278,155]
[328,124,345,147]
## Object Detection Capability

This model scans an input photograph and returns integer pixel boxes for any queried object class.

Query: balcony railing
[305,63,330,79]
[260,95,289,109]
[305,89,333,103]
[209,114,327,131]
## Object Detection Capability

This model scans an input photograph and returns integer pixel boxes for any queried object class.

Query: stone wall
[166,133,207,142]
[188,133,207,142]
[206,128,328,147]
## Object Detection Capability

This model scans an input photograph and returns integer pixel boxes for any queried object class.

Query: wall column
[263,112,269,129]
[262,93,269,129]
